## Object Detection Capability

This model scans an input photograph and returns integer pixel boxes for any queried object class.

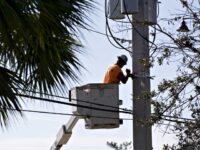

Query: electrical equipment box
[108,0,125,20]
[121,0,139,14]
[144,0,157,25]
[70,83,121,129]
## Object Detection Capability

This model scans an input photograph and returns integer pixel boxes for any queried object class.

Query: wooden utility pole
[132,0,152,149]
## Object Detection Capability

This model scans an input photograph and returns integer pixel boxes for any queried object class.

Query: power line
[122,5,158,50]
[5,108,133,121]
[80,26,131,47]
[162,115,195,122]
[16,88,132,112]
[7,107,194,124]
[104,0,158,54]
[16,91,194,123]
[104,0,132,53]
[16,93,132,115]
[81,26,111,37]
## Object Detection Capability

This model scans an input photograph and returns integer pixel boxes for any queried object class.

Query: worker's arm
[117,69,132,84]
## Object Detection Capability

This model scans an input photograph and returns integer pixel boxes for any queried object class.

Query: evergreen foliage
[0,0,95,128]
[150,0,200,149]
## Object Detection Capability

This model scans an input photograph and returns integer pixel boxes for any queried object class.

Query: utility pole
[132,0,152,150]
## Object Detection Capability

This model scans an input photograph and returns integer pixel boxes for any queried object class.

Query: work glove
[125,69,131,76]
[126,69,136,79]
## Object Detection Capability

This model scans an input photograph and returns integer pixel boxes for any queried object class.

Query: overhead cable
[122,6,157,50]
[16,93,132,115]
[80,26,131,46]
[16,88,132,112]
[5,108,133,120]
[105,0,132,53]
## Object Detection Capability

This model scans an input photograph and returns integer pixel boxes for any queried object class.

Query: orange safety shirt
[103,64,122,84]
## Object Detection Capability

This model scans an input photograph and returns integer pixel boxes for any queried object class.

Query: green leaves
[107,141,132,150]
[0,0,95,128]
[151,2,200,146]
[0,66,24,128]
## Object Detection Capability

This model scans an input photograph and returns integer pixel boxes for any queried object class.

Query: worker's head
[117,55,128,67]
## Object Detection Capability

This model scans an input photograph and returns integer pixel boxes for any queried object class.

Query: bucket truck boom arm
[50,116,80,150]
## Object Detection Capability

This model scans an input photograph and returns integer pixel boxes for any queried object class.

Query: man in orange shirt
[104,55,133,84]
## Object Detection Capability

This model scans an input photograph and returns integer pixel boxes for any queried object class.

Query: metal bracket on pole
[133,74,155,79]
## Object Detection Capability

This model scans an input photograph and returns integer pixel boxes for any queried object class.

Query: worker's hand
[125,69,131,76]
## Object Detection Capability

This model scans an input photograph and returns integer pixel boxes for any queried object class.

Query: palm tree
[0,0,95,128]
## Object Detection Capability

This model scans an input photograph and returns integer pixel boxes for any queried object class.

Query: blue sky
[0,0,185,150]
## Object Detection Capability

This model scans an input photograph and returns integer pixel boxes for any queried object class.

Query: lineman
[104,54,133,84]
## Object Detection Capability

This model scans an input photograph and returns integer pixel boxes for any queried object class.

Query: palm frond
[0,66,24,128]
[0,0,95,93]
[0,0,96,127]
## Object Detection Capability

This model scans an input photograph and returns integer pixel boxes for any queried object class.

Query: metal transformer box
[121,0,139,14]
[70,84,121,129]
[144,0,157,25]
[108,0,125,20]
